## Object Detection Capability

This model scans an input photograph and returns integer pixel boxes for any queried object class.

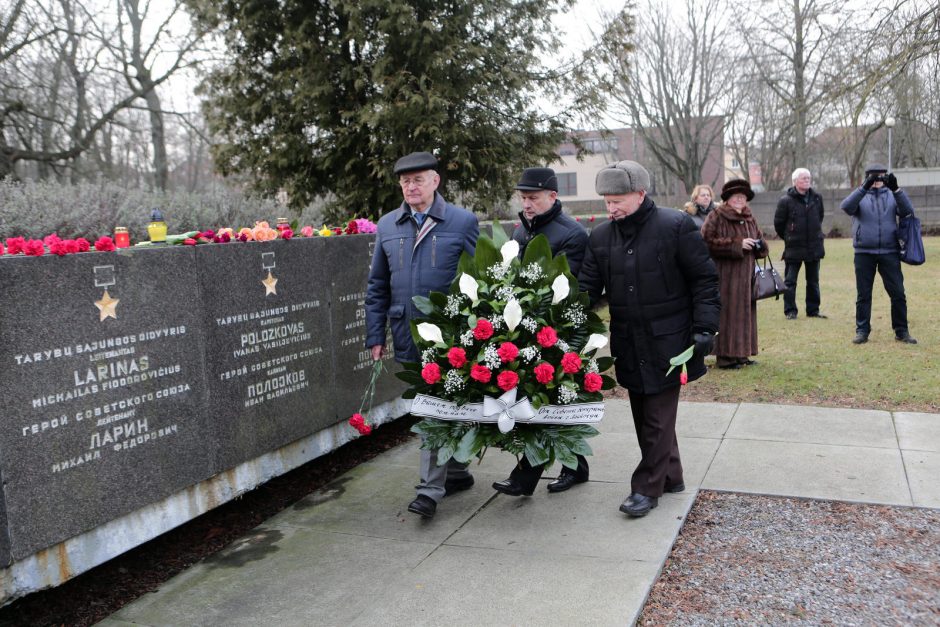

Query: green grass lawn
[608,237,940,412]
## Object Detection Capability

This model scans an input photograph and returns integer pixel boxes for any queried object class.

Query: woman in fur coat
[701,179,769,369]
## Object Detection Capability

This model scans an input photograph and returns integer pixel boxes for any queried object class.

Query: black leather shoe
[744,359,758,366]
[546,471,588,493]
[664,482,686,493]
[852,332,869,344]
[407,495,437,518]
[895,332,918,344]
[807,313,827,319]
[619,493,658,517]
[718,363,742,370]
[785,312,797,320]
[492,477,534,496]
[444,475,475,496]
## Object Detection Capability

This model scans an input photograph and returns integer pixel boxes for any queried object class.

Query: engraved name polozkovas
[0,246,211,562]
[197,238,333,472]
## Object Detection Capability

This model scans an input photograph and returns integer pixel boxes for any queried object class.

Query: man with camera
[840,164,917,345]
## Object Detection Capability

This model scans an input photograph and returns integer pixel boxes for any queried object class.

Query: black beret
[394,151,438,175]
[515,167,558,192]
[864,163,888,175]
[720,178,754,201]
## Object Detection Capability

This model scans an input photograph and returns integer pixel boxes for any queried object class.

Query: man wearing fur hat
[366,151,479,519]
[491,167,591,497]
[578,161,720,517]
[839,164,917,345]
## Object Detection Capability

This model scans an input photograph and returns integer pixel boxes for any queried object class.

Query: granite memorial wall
[0,236,401,567]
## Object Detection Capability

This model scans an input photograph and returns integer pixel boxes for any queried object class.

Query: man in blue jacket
[365,151,480,518]
[840,163,917,345]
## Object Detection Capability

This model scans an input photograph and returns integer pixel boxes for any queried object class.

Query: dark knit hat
[595,160,650,195]
[864,163,888,175]
[515,167,558,192]
[720,178,754,201]
[394,151,438,175]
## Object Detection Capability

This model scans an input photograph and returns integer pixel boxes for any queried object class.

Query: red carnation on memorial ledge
[496,370,519,392]
[583,372,603,393]
[561,352,582,374]
[536,326,558,348]
[534,362,555,384]
[24,239,45,256]
[94,236,116,252]
[0,242,4,255]
[49,240,68,256]
[470,364,492,383]
[473,319,494,341]
[421,362,442,384]
[447,347,467,368]
[496,342,519,362]
[5,237,25,255]
[348,413,372,435]
[184,238,197,246]
[76,238,90,252]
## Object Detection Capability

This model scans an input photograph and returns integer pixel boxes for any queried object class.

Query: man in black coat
[578,161,720,517]
[491,167,591,497]
[774,168,826,319]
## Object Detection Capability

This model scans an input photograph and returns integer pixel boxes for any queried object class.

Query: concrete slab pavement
[101,400,939,627]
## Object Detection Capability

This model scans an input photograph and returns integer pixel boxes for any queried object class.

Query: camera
[875,174,889,182]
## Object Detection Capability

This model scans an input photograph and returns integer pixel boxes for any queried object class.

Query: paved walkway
[100,401,939,626]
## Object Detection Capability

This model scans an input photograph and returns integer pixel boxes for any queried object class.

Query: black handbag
[752,257,785,301]
[898,212,925,265]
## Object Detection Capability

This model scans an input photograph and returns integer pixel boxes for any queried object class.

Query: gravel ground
[640,491,940,625]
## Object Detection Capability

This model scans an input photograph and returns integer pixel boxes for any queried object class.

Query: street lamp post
[885,117,896,170]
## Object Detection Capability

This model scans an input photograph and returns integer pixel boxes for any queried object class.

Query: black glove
[862,174,878,190]
[693,332,715,358]
[886,173,899,192]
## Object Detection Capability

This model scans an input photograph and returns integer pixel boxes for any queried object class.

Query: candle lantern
[114,227,130,248]
[148,208,167,243]
[276,217,290,232]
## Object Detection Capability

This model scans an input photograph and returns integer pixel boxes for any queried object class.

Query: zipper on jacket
[432,235,437,267]
[399,238,404,268]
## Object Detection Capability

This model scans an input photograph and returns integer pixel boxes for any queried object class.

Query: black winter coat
[578,198,720,394]
[774,187,825,261]
[512,201,589,276]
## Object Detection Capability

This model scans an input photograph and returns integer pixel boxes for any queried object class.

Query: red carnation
[561,352,582,374]
[0,242,4,255]
[534,362,555,384]
[680,371,689,385]
[348,413,372,435]
[589,216,596,222]
[345,220,359,234]
[496,342,519,362]
[50,239,68,256]
[281,228,294,239]
[94,236,116,252]
[64,239,80,254]
[473,319,494,341]
[583,372,603,393]
[470,364,492,383]
[24,239,45,256]
[536,326,558,348]
[447,347,467,368]
[75,238,91,252]
[43,233,61,247]
[496,370,519,392]
[184,238,198,246]
[6,237,26,255]
[421,362,442,384]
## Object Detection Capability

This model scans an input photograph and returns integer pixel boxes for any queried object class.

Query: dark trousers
[854,253,908,335]
[509,454,589,494]
[628,386,682,498]
[783,259,821,316]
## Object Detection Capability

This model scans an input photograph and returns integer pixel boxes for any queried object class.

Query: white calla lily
[500,240,519,266]
[550,274,570,304]
[581,333,608,354]
[503,298,523,332]
[458,273,479,304]
[417,322,445,345]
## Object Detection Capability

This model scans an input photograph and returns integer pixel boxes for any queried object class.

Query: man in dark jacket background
[365,151,479,518]
[578,161,720,517]
[840,163,917,345]
[774,168,826,320]
[491,167,591,497]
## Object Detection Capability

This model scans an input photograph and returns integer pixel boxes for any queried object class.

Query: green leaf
[490,221,510,248]
[521,234,552,267]
[412,295,434,316]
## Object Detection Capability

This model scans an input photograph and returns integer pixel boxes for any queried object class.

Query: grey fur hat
[595,161,651,195]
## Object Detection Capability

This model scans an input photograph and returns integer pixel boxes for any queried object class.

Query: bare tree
[593,0,734,194]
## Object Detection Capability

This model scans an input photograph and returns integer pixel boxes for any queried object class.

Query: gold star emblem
[95,289,120,321]
[262,271,278,296]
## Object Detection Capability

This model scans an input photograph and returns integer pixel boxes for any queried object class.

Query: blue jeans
[783,259,821,316]
[854,253,908,335]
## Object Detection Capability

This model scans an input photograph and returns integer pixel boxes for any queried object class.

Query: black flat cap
[515,167,558,192]
[394,151,438,175]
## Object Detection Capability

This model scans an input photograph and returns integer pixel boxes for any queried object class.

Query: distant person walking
[774,168,826,320]
[701,179,768,369]
[839,164,917,345]
[682,185,715,229]
[365,151,480,519]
